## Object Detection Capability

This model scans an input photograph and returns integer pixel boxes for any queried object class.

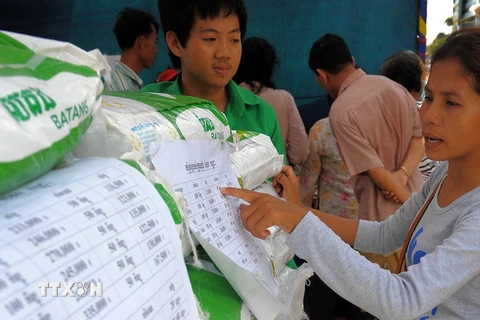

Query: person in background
[300,119,358,219]
[380,50,424,102]
[298,94,334,134]
[300,65,368,215]
[142,0,285,158]
[106,7,159,92]
[308,34,425,272]
[380,50,439,181]
[233,37,309,165]
[223,28,480,319]
[299,115,362,319]
[297,66,367,320]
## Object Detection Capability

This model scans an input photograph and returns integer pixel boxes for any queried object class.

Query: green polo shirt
[141,78,285,158]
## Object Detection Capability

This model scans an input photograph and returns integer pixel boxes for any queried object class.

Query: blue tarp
[0,0,418,105]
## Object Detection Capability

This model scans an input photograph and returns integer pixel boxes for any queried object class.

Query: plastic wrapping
[253,182,294,277]
[252,181,313,319]
[229,131,284,190]
[275,263,313,320]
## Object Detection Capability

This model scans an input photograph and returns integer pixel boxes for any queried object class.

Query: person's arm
[367,167,412,203]
[230,166,361,244]
[401,98,424,177]
[284,93,309,165]
[223,165,479,319]
[398,136,425,179]
[330,115,413,203]
[257,165,424,252]
[380,136,425,202]
[308,208,359,245]
[299,122,323,207]
[285,208,480,319]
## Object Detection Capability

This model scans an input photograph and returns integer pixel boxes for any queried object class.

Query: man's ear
[134,35,146,49]
[352,56,356,66]
[316,68,329,84]
[165,31,182,58]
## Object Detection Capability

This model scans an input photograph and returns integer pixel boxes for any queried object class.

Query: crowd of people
[103,1,480,319]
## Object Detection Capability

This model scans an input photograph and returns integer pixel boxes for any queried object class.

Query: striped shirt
[418,155,440,181]
[105,61,143,92]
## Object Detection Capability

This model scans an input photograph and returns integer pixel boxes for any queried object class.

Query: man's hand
[221,187,309,239]
[272,166,302,205]
[381,169,409,203]
[392,169,408,187]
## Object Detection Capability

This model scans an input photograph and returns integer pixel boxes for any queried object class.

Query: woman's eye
[446,100,458,107]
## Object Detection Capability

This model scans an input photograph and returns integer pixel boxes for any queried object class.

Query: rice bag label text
[196,115,224,139]
[1,88,56,121]
[50,101,89,129]
[0,88,89,129]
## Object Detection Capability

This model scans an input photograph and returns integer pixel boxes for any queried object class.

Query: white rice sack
[75,92,232,168]
[0,31,107,194]
[229,131,284,190]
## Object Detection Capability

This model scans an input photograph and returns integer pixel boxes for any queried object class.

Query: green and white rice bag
[75,92,232,167]
[0,31,106,194]
[186,261,253,320]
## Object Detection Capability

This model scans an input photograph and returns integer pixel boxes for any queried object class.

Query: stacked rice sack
[0,31,200,319]
[0,31,106,194]
[74,91,232,168]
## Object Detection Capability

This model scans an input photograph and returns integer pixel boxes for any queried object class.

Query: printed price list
[0,158,198,320]
[174,169,265,273]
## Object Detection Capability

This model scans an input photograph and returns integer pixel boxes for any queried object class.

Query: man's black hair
[113,7,159,50]
[157,0,247,69]
[308,33,353,75]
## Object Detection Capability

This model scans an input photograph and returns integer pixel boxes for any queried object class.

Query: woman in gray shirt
[222,28,480,320]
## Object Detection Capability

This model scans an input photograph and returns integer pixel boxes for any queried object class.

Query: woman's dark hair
[432,28,480,95]
[233,37,278,94]
[380,50,423,93]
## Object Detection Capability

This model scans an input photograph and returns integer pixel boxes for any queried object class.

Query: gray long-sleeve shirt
[287,163,480,319]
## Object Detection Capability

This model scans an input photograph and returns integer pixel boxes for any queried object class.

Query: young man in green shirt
[141,0,285,157]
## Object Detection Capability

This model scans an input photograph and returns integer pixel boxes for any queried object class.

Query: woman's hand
[221,187,309,239]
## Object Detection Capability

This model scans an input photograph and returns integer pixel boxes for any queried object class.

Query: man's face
[177,11,242,90]
[139,25,158,69]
